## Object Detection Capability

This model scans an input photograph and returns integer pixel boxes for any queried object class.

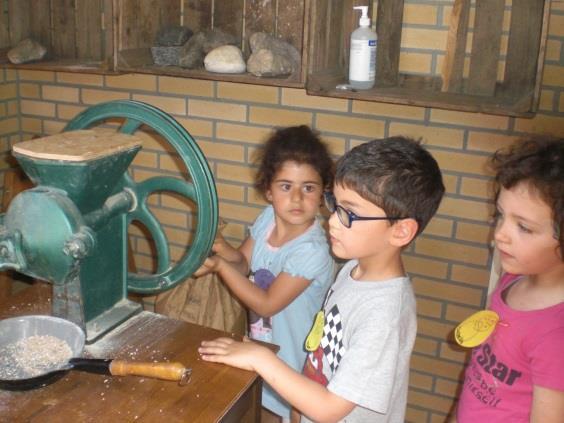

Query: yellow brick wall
[3,2,564,421]
[0,68,19,189]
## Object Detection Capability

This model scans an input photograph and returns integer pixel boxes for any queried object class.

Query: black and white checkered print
[321,304,346,372]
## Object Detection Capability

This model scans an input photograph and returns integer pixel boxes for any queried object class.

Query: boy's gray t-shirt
[301,259,417,423]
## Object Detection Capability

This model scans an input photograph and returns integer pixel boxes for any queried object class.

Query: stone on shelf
[204,45,246,74]
[179,29,238,69]
[246,32,300,77]
[8,38,47,65]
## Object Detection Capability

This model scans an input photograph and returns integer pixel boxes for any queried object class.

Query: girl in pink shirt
[455,137,564,423]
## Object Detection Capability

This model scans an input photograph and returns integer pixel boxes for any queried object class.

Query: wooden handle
[109,361,188,381]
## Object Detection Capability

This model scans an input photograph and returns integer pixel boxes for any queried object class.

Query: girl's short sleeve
[530,326,564,391]
[282,241,332,282]
[250,206,274,240]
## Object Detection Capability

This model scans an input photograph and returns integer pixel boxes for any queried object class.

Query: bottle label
[349,39,376,82]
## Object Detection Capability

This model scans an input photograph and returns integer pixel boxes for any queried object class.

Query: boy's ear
[390,218,419,247]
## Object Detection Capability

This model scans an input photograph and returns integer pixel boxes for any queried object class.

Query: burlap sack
[155,222,247,335]
[155,272,247,335]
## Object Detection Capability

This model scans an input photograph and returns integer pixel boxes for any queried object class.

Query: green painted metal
[3,188,83,282]
[15,148,140,214]
[64,100,218,293]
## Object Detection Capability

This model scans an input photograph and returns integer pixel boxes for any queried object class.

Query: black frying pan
[0,357,191,391]
[0,315,190,391]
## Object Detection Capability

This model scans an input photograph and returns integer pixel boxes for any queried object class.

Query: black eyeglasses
[324,192,406,228]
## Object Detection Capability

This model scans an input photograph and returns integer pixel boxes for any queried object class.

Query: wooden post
[441,0,470,93]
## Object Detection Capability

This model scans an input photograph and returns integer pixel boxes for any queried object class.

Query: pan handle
[69,358,112,374]
[109,360,190,383]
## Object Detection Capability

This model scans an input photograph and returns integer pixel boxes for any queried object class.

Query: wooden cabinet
[306,0,551,117]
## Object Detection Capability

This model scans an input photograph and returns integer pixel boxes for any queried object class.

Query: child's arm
[195,254,310,317]
[199,337,356,422]
[530,385,564,422]
[214,234,252,275]
[195,235,252,277]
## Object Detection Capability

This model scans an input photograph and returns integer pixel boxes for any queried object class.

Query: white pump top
[353,6,370,27]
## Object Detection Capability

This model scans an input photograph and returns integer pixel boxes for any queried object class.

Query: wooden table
[0,283,262,422]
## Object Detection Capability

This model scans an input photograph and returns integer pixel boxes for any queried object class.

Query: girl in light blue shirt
[195,125,335,421]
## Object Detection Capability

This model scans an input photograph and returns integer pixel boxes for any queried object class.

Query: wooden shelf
[1,0,552,116]
[115,0,308,87]
[306,0,551,117]
[1,59,119,75]
[307,70,536,117]
[0,0,114,74]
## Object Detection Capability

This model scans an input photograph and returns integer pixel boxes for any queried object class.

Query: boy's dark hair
[491,136,563,254]
[254,125,334,196]
[335,136,444,237]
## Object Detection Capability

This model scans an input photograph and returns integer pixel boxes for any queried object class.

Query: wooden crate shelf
[306,0,551,117]
[0,0,552,116]
[115,0,308,87]
[0,0,116,74]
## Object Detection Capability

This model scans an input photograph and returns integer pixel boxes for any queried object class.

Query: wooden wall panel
[29,0,51,51]
[275,0,305,52]
[182,0,212,33]
[7,0,30,45]
[0,1,9,48]
[119,0,180,50]
[502,0,545,98]
[375,0,404,87]
[75,0,103,60]
[245,0,275,38]
[51,0,77,58]
[103,0,116,67]
[466,0,505,96]
[441,0,471,93]
[213,0,244,42]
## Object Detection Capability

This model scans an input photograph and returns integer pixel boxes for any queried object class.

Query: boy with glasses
[199,136,445,422]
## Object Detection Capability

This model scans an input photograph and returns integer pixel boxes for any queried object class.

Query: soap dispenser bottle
[349,6,377,90]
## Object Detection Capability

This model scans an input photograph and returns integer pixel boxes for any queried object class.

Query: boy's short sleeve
[530,326,564,391]
[282,241,332,282]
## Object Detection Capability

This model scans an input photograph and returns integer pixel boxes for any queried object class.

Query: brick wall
[0,68,19,191]
[2,2,564,421]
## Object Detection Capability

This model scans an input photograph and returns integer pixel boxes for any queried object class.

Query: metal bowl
[0,315,85,389]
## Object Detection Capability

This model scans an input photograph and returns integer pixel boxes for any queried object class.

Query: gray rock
[179,29,238,69]
[151,46,183,66]
[247,48,293,77]
[247,32,300,77]
[155,25,193,47]
[7,38,47,64]
[204,45,246,74]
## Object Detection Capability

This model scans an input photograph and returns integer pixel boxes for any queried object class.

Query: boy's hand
[199,337,269,372]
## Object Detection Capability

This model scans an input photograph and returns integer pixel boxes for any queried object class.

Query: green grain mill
[0,101,218,342]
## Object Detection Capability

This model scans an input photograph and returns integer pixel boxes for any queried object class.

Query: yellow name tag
[454,310,500,348]
[305,311,325,351]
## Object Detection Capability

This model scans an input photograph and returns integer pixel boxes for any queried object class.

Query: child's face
[266,161,323,228]
[494,182,562,277]
[327,184,396,260]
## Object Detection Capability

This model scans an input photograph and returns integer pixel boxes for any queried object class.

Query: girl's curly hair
[491,136,564,255]
[253,125,334,198]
